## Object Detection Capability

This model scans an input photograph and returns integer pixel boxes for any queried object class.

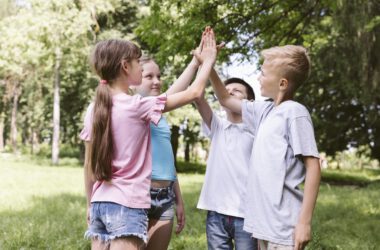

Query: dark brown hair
[89,39,141,181]
[224,78,255,100]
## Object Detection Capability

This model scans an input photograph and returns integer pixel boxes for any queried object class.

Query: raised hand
[198,27,217,66]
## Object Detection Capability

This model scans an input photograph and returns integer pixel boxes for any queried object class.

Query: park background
[0,0,379,249]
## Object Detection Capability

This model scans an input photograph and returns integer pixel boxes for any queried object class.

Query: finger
[216,42,226,51]
[192,50,203,63]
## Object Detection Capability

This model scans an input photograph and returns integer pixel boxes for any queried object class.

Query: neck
[110,77,130,95]
[226,110,242,123]
[273,91,294,106]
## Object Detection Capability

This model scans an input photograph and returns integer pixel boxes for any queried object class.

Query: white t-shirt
[197,112,254,218]
[241,100,320,246]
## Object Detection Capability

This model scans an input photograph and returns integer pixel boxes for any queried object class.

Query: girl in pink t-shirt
[81,29,216,249]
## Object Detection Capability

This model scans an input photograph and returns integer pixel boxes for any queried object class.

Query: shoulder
[242,99,274,113]
[282,101,311,119]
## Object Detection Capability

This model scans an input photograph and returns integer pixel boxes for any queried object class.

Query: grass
[1,154,379,249]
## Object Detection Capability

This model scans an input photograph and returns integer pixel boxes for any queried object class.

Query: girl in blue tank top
[132,51,201,249]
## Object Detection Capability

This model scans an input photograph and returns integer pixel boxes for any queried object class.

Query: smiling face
[133,60,162,96]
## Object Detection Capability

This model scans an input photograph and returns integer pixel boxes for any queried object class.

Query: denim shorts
[148,182,175,220]
[85,202,148,244]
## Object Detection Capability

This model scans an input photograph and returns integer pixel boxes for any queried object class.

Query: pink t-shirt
[80,92,167,209]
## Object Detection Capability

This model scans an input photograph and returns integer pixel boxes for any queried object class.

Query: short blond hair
[261,45,311,89]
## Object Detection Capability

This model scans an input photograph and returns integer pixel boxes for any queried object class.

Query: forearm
[163,61,213,112]
[298,158,321,224]
[173,179,184,205]
[194,95,213,129]
[209,68,242,113]
[84,142,94,207]
[209,68,229,102]
[166,60,199,95]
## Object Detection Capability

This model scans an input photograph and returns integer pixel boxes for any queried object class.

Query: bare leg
[146,219,173,250]
[110,237,145,250]
[92,239,109,250]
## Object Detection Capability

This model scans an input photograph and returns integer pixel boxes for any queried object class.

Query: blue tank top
[150,117,176,181]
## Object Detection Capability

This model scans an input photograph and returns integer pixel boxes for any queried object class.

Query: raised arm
[209,68,243,114]
[165,36,203,95]
[163,28,216,112]
[194,93,213,129]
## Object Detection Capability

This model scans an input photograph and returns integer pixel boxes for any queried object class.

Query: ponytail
[88,39,141,181]
[90,83,113,181]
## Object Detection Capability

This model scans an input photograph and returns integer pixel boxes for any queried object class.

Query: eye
[144,74,152,79]
[157,75,161,80]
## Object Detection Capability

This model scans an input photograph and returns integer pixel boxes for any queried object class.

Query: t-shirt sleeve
[138,93,167,126]
[242,100,256,134]
[289,116,319,158]
[201,112,220,139]
[79,103,94,142]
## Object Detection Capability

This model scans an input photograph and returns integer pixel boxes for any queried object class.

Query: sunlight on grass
[1,155,379,249]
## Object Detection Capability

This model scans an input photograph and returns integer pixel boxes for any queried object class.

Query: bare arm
[84,142,95,224]
[84,142,94,207]
[294,156,321,250]
[165,58,200,95]
[173,178,185,234]
[194,94,213,129]
[164,30,216,112]
[209,68,242,114]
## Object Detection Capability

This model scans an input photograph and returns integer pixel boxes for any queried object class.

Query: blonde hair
[261,45,311,90]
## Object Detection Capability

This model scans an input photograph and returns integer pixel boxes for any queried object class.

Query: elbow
[188,87,203,100]
[218,96,229,107]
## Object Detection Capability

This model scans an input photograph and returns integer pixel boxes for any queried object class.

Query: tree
[136,0,380,160]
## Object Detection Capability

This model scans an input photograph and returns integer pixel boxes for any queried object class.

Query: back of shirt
[80,93,167,209]
[242,100,319,245]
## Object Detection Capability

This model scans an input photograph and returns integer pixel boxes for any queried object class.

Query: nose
[153,77,160,85]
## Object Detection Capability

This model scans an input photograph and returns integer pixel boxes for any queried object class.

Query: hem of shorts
[243,226,294,246]
[85,231,148,244]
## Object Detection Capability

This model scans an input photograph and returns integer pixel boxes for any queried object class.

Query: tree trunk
[0,112,4,151]
[52,48,62,165]
[184,140,190,162]
[170,125,179,166]
[10,80,20,152]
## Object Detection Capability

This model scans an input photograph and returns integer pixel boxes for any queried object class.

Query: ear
[279,78,289,91]
[121,59,129,74]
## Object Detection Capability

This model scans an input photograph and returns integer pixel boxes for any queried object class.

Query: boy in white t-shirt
[209,45,321,250]
[195,76,258,250]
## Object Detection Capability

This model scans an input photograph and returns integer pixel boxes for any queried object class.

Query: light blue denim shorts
[85,202,148,244]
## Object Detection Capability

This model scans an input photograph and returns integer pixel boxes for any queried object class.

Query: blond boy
[210,45,321,250]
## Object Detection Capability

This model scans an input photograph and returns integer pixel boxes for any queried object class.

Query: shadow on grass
[0,193,90,250]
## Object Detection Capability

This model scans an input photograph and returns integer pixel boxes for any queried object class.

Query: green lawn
[1,154,379,249]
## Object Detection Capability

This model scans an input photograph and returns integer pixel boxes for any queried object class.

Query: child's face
[125,58,143,87]
[225,83,248,100]
[258,61,281,99]
[134,61,162,96]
